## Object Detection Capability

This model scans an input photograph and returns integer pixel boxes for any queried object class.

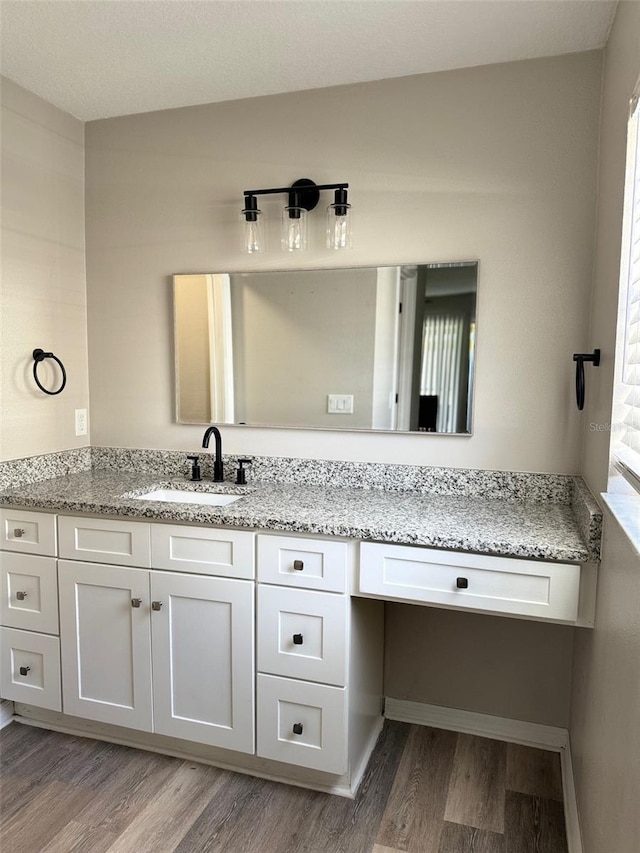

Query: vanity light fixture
[242,178,351,253]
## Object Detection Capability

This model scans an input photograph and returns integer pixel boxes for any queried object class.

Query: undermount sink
[134,489,241,507]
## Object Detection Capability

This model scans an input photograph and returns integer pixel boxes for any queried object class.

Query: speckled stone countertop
[0,469,596,563]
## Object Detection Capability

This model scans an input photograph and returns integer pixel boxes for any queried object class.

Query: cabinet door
[58,561,152,731]
[151,571,254,754]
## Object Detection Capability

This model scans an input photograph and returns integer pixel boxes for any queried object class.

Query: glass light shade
[327,203,352,250]
[282,206,308,252]
[242,207,264,254]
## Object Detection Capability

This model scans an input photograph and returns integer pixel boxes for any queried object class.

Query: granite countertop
[0,469,596,563]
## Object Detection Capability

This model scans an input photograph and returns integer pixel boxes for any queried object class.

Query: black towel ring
[32,348,67,396]
[573,349,600,411]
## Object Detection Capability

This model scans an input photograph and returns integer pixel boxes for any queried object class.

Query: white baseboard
[560,737,584,853]
[384,698,582,853]
[384,698,568,750]
[0,699,14,729]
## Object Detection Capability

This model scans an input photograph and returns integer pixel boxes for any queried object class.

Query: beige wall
[385,604,574,727]
[581,5,639,498]
[1,78,89,461]
[230,268,377,428]
[85,51,602,473]
[572,4,640,852]
[570,508,640,853]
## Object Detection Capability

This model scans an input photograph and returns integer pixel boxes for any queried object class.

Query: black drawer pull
[292,723,303,735]
[19,666,31,676]
[293,559,304,571]
[456,577,469,589]
[292,633,303,645]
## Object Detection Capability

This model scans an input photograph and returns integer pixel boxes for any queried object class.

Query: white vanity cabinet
[256,533,383,777]
[57,517,255,753]
[1,502,592,797]
[0,509,61,712]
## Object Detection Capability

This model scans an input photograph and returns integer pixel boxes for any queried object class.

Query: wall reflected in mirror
[173,262,477,434]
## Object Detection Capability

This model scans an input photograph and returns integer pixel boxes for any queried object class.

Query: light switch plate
[327,394,354,414]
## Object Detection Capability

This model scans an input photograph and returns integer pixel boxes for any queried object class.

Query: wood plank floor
[0,720,568,853]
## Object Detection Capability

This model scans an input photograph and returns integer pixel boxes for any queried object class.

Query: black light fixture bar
[244,182,348,197]
[244,179,349,216]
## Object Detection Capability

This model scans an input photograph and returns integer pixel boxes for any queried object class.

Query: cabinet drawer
[0,626,61,711]
[0,509,57,556]
[257,535,348,592]
[1,553,59,634]
[258,586,347,686]
[151,524,254,579]
[58,516,151,567]
[359,542,581,623]
[257,674,347,774]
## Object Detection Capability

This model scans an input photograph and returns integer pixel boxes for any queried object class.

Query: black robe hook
[573,349,600,411]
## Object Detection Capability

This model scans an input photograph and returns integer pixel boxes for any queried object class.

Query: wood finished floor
[0,720,568,853]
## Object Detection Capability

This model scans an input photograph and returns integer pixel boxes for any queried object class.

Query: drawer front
[58,516,151,567]
[257,674,347,774]
[258,586,348,686]
[0,553,59,634]
[359,543,581,623]
[151,524,255,579]
[0,627,61,711]
[0,509,57,556]
[257,535,348,592]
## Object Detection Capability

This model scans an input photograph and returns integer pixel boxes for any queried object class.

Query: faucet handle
[187,455,202,482]
[236,458,252,485]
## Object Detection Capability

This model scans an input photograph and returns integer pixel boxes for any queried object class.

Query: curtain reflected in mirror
[173,262,477,434]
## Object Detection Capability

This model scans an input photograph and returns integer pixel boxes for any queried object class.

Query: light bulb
[327,188,352,250]
[282,206,307,252]
[244,219,263,253]
[241,197,264,253]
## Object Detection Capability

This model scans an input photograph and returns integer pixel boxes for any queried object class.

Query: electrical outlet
[75,408,88,436]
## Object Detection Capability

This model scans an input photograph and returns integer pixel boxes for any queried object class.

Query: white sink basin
[134,489,241,507]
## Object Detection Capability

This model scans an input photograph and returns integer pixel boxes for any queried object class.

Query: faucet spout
[202,426,224,482]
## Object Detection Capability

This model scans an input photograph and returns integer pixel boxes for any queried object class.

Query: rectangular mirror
[173,262,478,434]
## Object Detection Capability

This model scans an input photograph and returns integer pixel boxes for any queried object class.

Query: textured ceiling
[0,0,617,121]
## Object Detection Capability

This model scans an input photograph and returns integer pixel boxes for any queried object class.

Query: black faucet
[202,426,224,482]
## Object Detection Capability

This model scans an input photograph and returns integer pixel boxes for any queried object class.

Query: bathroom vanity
[0,459,601,796]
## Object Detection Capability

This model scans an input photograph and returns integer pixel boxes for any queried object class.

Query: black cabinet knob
[19,666,31,676]
[292,723,303,735]
[456,577,469,589]
[292,633,303,645]
[293,560,304,571]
